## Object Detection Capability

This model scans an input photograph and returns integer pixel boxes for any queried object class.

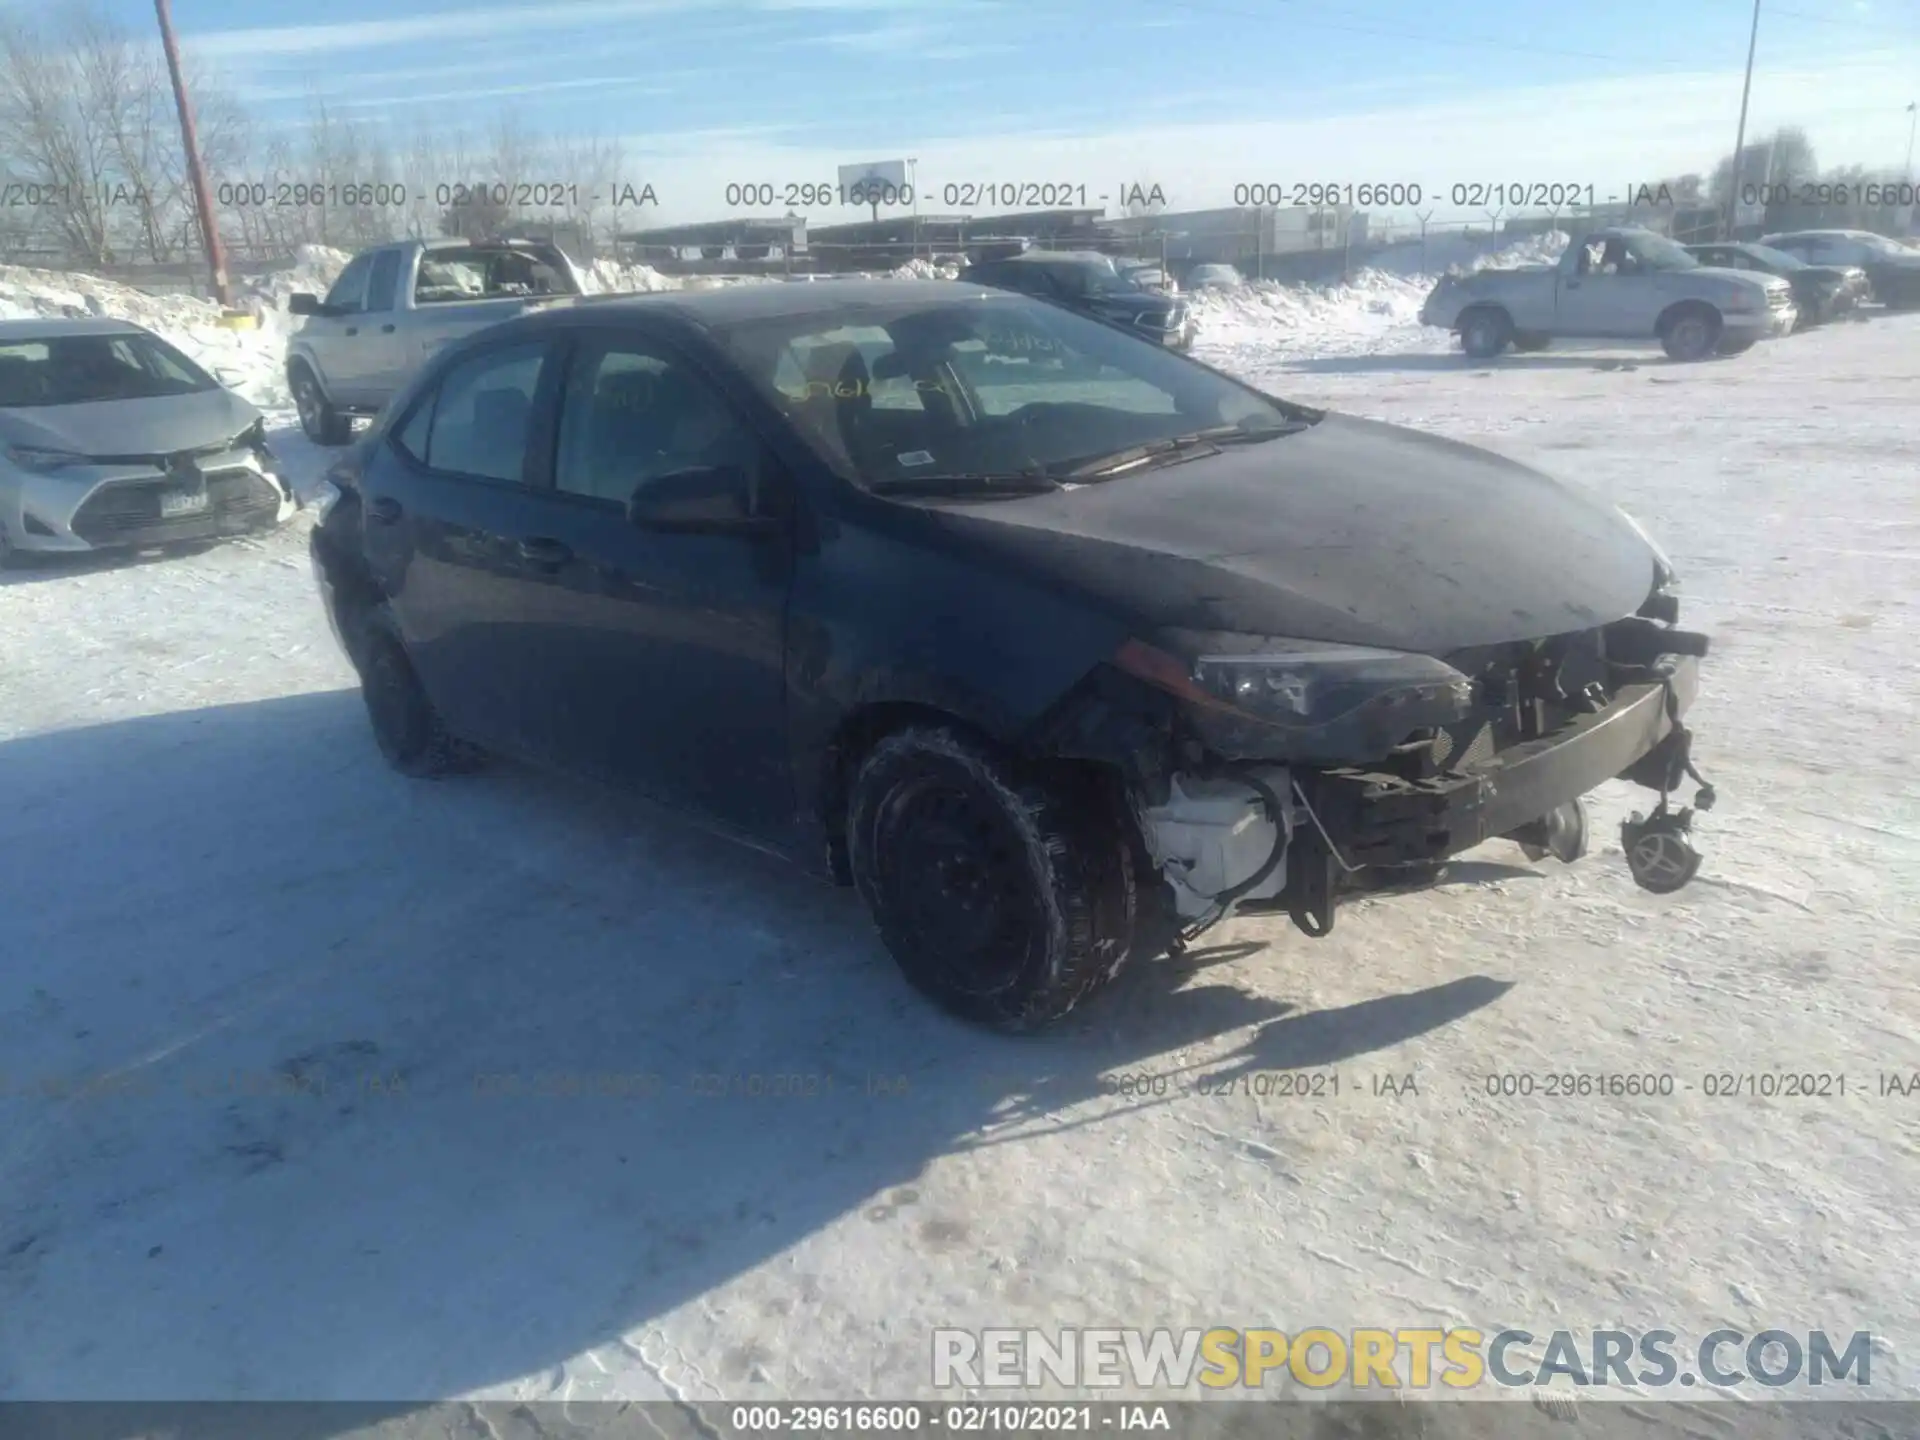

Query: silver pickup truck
[285,238,585,444]
[1420,226,1798,362]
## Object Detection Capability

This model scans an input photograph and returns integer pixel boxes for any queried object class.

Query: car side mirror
[626,464,784,536]
[288,293,322,316]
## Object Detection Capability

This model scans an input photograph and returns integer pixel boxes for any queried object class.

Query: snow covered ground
[0,254,1915,1420]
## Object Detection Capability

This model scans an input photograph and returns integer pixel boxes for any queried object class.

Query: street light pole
[1905,102,1916,181]
[1724,0,1762,240]
[154,0,231,307]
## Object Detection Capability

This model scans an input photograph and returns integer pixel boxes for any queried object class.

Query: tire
[1511,333,1551,353]
[291,362,353,446]
[1714,337,1756,356]
[1459,309,1512,359]
[1660,305,1722,361]
[846,725,1139,1031]
[356,615,482,778]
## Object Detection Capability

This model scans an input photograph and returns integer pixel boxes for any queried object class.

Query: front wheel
[291,363,353,446]
[1661,306,1722,361]
[356,616,483,778]
[1459,309,1513,359]
[846,727,1139,1030]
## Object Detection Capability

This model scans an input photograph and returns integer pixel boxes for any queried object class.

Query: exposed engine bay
[1123,610,1717,947]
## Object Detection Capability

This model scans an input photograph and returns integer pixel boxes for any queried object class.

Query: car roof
[1762,230,1867,241]
[992,249,1115,267]
[537,278,1016,327]
[0,316,151,340]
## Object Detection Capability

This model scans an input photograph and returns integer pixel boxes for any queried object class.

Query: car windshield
[710,293,1309,492]
[0,331,218,407]
[1859,233,1920,258]
[1742,244,1806,270]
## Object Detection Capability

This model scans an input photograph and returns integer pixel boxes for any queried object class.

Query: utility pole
[154,0,231,307]
[1905,102,1917,181]
[1724,0,1762,240]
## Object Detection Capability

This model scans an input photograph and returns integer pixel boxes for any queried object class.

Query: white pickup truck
[1419,226,1798,362]
[285,238,585,444]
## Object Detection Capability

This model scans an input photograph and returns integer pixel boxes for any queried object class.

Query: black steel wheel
[356,617,481,778]
[846,726,1138,1030]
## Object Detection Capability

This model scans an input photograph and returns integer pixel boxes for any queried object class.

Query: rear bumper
[1308,655,1700,867]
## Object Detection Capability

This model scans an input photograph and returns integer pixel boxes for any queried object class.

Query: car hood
[919,412,1659,655]
[0,387,260,458]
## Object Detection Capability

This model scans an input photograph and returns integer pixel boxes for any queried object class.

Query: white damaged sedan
[0,317,293,565]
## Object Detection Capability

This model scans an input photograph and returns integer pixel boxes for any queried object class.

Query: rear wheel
[291,363,353,446]
[846,726,1138,1030]
[356,616,482,778]
[1459,309,1513,359]
[1511,332,1551,352]
[1660,305,1722,361]
[1714,336,1756,356]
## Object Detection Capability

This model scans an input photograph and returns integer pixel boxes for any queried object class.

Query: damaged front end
[1027,574,1717,947]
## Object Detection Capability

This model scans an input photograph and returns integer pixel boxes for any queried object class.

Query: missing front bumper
[1304,653,1699,868]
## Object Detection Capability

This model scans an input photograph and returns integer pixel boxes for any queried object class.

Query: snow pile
[580,258,680,295]
[1184,232,1573,362]
[891,257,961,280]
[1184,266,1432,355]
[235,244,353,322]
[1366,228,1570,279]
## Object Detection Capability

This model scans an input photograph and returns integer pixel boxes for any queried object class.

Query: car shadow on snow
[0,690,1509,1409]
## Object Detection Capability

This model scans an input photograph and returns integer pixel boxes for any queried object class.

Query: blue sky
[106,0,1920,223]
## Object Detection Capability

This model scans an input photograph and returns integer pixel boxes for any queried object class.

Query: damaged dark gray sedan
[310,280,1717,1029]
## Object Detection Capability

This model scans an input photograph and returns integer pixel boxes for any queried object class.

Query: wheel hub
[875,781,1040,995]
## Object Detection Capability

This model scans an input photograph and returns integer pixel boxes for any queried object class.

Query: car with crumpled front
[308,279,1713,1031]
[0,317,292,565]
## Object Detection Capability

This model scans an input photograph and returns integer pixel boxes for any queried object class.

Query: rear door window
[418,342,549,482]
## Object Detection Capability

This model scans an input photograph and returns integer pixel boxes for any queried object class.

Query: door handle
[367,496,402,524]
[381,323,396,333]
[517,537,573,566]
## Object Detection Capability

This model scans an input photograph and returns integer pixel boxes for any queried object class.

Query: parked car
[286,237,586,446]
[1419,226,1797,360]
[1683,242,1867,328]
[310,279,1716,1029]
[0,317,292,565]
[1117,260,1176,294]
[1758,229,1920,309]
[1185,264,1244,290]
[960,250,1194,351]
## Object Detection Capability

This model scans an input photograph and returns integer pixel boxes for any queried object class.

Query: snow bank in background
[581,258,679,294]
[1185,231,1572,360]
[892,257,961,280]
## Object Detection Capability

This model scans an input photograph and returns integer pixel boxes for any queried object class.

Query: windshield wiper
[1063,421,1312,479]
[868,472,1062,497]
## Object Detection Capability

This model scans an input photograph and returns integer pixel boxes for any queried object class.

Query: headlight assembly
[1115,635,1476,764]
[6,445,86,473]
